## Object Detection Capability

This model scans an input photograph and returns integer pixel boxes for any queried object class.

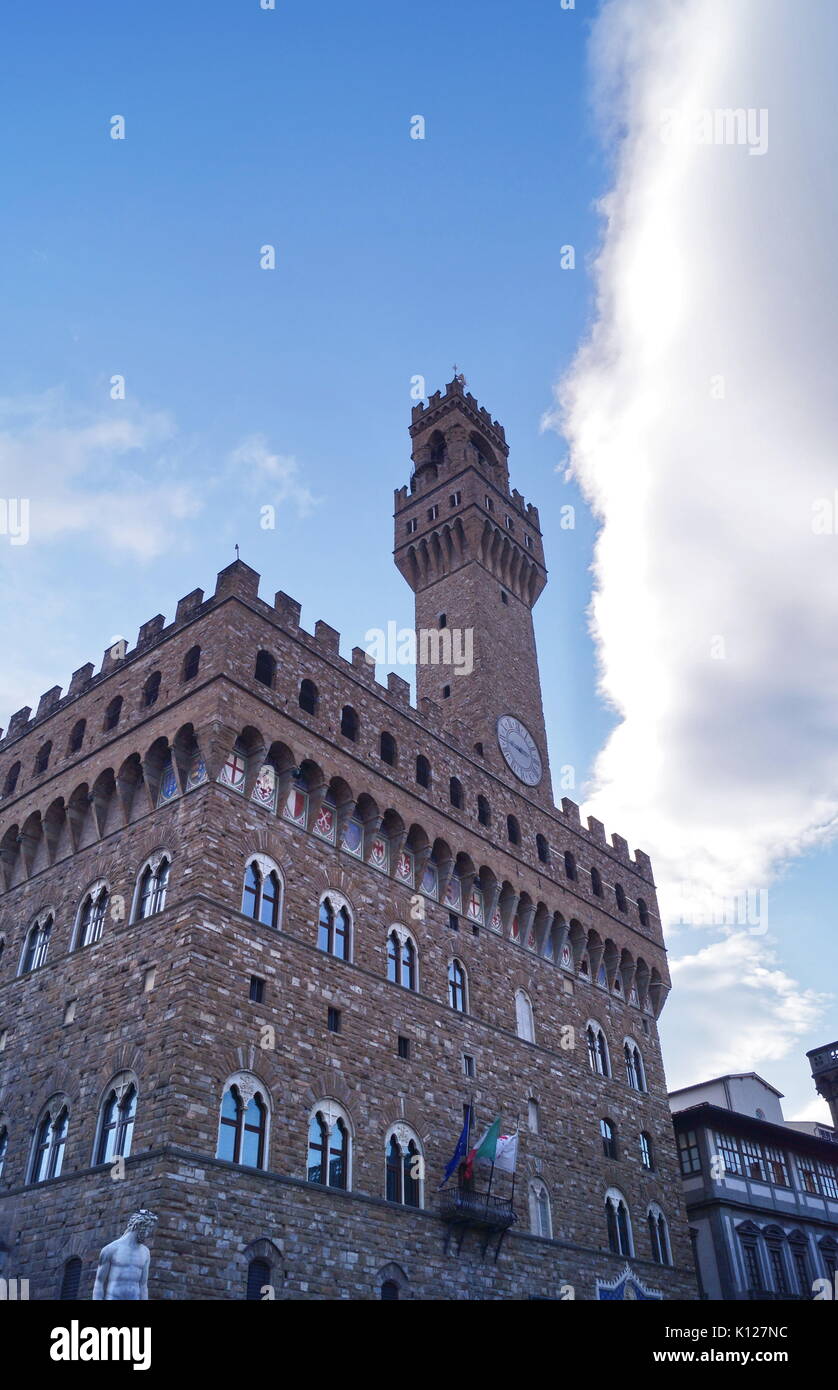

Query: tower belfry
[394,377,552,807]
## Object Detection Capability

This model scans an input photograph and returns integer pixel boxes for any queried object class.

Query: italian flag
[464,1117,501,1179]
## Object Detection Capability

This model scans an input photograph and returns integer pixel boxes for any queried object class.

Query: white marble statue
[92,1209,158,1301]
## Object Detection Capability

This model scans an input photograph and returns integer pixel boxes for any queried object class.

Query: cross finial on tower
[234,543,240,561]
[452,364,466,386]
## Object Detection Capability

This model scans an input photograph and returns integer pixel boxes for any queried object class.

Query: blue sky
[0,0,834,1119]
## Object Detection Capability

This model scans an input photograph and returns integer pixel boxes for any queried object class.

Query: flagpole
[509,1113,520,1211]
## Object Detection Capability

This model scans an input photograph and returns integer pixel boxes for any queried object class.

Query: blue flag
[440,1106,472,1188]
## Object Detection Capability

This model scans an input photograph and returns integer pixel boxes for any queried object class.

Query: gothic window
[624,1041,646,1092]
[241,855,283,929]
[20,912,53,974]
[246,1258,271,1301]
[416,754,431,788]
[60,1257,82,1300]
[299,679,318,715]
[182,646,201,682]
[590,866,603,897]
[340,705,359,741]
[648,1206,671,1265]
[142,672,161,708]
[477,795,490,826]
[507,815,521,845]
[529,1179,552,1238]
[104,696,122,731]
[386,929,417,990]
[381,1280,399,1300]
[678,1129,701,1175]
[76,883,109,948]
[318,894,351,961]
[615,883,628,913]
[217,1079,268,1169]
[515,988,535,1042]
[528,1098,540,1134]
[448,959,467,1013]
[68,720,86,754]
[134,854,171,921]
[740,1237,764,1292]
[791,1241,810,1295]
[586,1022,610,1077]
[385,1126,423,1207]
[449,777,463,809]
[307,1106,350,1189]
[380,731,397,766]
[3,761,20,797]
[605,1190,633,1257]
[564,850,577,881]
[34,741,52,774]
[639,1131,655,1170]
[536,833,550,865]
[254,650,275,687]
[31,1105,69,1183]
[95,1078,137,1164]
[767,1243,789,1294]
[637,897,649,926]
[601,1119,618,1160]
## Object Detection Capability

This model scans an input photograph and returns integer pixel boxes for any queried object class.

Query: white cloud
[229,434,320,517]
[549,0,838,924]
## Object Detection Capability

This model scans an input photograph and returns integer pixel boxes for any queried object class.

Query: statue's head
[126,1209,158,1241]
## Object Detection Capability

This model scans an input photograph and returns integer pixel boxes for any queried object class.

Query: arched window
[307,1105,350,1189]
[528,1098,540,1134]
[624,1041,646,1092]
[34,741,52,774]
[20,912,53,974]
[142,672,161,708]
[449,777,463,809]
[182,646,201,682]
[104,696,122,731]
[385,1126,423,1208]
[648,1206,671,1265]
[438,612,447,629]
[528,1179,552,1238]
[586,1023,610,1078]
[60,1256,82,1300]
[254,650,275,687]
[637,897,649,927]
[0,1126,8,1179]
[639,1131,654,1170]
[241,855,283,929]
[217,1079,268,1168]
[246,1258,271,1301]
[95,1078,137,1164]
[515,989,535,1043]
[615,883,628,913]
[536,833,550,865]
[3,761,21,797]
[299,679,318,715]
[381,1279,400,1301]
[448,959,467,1013]
[31,1105,69,1183]
[380,732,397,766]
[564,850,577,881]
[605,1190,633,1257]
[340,705,359,740]
[387,929,417,990]
[68,720,86,754]
[601,1118,618,1160]
[318,894,351,961]
[75,884,109,949]
[416,755,431,788]
[507,815,521,846]
[591,866,603,897]
[134,855,170,920]
[477,795,491,827]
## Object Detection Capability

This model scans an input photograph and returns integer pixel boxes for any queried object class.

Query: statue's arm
[92,1247,110,1301]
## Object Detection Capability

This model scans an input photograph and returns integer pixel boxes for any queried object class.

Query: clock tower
[394,376,553,809]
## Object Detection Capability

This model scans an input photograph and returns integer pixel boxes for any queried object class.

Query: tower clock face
[496,716,543,786]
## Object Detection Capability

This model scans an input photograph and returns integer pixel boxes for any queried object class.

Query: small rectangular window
[63,1000,76,1025]
[0,1029,6,1051]
[463,1054,475,1078]
[328,1006,341,1033]
[505,516,514,532]
[448,912,459,932]
[397,1034,410,1059]
[143,966,156,993]
[449,491,461,507]
[406,518,418,534]
[524,533,533,550]
[428,505,439,521]
[249,976,265,1003]
[485,495,494,511]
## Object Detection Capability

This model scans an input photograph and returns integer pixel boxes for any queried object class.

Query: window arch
[133,853,171,921]
[20,911,53,974]
[386,927,417,991]
[605,1189,633,1257]
[340,705,359,741]
[217,1074,269,1169]
[2,761,21,797]
[182,645,201,682]
[30,1103,69,1183]
[507,815,521,846]
[246,1258,271,1301]
[380,731,397,766]
[586,1022,611,1077]
[564,850,577,880]
[34,741,52,774]
[104,696,122,731]
[601,1118,618,1160]
[639,1131,655,1170]
[477,795,491,827]
[637,897,649,926]
[648,1205,671,1265]
[254,650,275,687]
[95,1074,137,1164]
[449,777,463,809]
[448,959,467,1013]
[384,1124,423,1208]
[528,1178,552,1238]
[624,1039,647,1092]
[142,672,161,708]
[59,1256,82,1300]
[318,892,351,961]
[515,988,535,1043]
[74,881,109,949]
[535,833,550,864]
[615,882,628,913]
[241,854,283,929]
[416,754,431,788]
[68,720,86,754]
[307,1102,351,1190]
[590,866,603,897]
[299,678,318,715]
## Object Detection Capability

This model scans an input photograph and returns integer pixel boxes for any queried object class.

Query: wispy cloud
[229,434,320,517]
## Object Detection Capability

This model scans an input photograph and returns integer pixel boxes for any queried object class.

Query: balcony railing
[439,1188,517,1230]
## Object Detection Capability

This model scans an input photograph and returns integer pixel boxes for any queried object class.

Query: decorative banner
[313,800,336,843]
[444,876,461,912]
[157,756,179,807]
[560,942,572,969]
[218,750,246,793]
[597,963,608,988]
[511,914,519,941]
[395,850,414,885]
[251,763,278,813]
[596,1265,662,1301]
[283,787,308,826]
[186,752,208,790]
[341,819,363,858]
[368,834,389,872]
[490,906,503,934]
[420,863,438,898]
[629,983,639,1007]
[527,927,537,951]
[466,888,483,924]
